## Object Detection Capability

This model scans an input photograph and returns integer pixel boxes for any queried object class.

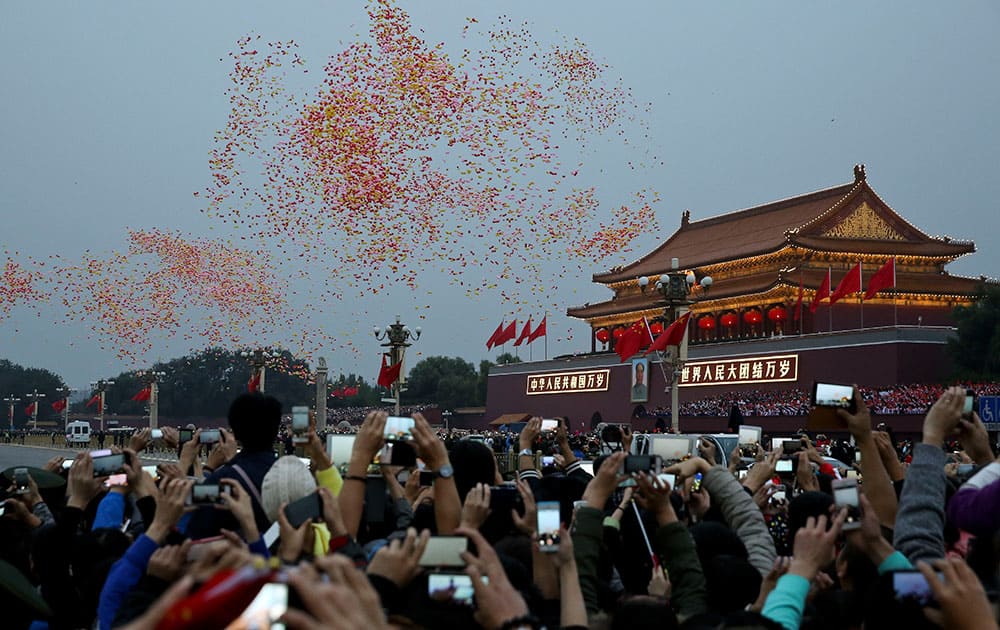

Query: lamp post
[638,257,712,432]
[56,386,75,432]
[3,395,20,431]
[315,357,328,431]
[90,379,115,433]
[25,390,46,431]
[242,348,279,393]
[373,315,421,416]
[137,370,166,429]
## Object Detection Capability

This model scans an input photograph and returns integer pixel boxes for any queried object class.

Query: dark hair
[448,440,496,501]
[227,393,282,452]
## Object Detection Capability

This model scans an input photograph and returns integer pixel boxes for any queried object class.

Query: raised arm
[838,387,898,526]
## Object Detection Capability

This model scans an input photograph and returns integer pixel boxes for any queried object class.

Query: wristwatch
[519,448,533,457]
[435,463,454,479]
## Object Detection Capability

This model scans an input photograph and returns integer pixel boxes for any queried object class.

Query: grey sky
[2,1,998,390]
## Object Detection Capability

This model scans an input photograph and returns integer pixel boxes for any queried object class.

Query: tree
[948,285,1000,380]
[0,359,66,428]
[494,352,521,365]
[405,356,478,411]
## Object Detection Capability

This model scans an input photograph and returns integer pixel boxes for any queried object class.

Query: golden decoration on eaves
[822,202,906,241]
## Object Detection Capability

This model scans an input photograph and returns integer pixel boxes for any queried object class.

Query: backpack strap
[230,463,265,509]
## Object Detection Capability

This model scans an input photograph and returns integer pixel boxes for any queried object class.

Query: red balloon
[595,327,610,343]
[720,313,737,327]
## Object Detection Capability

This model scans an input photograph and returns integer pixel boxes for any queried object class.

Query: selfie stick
[631,501,657,564]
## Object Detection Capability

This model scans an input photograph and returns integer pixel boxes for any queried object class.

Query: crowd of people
[651,382,1000,418]
[1,385,999,629]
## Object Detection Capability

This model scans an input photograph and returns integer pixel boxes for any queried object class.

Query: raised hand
[922,386,966,447]
[286,555,389,630]
[365,527,430,588]
[581,451,627,510]
[457,527,530,630]
[519,417,542,452]
[789,511,846,581]
[510,480,537,536]
[836,386,872,442]
[917,556,997,629]
[218,479,259,542]
[67,452,105,510]
[459,483,492,530]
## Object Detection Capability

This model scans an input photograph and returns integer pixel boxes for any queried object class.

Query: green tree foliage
[948,285,1000,380]
[406,356,479,411]
[0,359,66,428]
[494,352,522,365]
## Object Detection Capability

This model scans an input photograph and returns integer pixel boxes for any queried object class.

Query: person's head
[635,361,645,384]
[261,455,317,523]
[227,393,282,452]
[448,439,497,501]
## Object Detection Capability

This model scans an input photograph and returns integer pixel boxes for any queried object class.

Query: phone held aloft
[832,478,862,530]
[199,429,221,445]
[536,501,561,552]
[14,467,30,494]
[291,405,309,444]
[189,483,231,506]
[92,453,128,478]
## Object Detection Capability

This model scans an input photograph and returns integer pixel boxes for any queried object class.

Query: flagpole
[544,311,548,360]
[859,263,864,330]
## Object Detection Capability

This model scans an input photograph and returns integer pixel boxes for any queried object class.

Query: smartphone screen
[892,571,941,607]
[489,485,522,511]
[419,471,435,486]
[105,473,128,488]
[623,455,663,475]
[833,480,862,529]
[738,425,762,445]
[775,459,793,473]
[142,465,159,479]
[536,501,561,551]
[179,429,194,444]
[782,440,803,454]
[284,492,322,528]
[326,434,356,466]
[92,453,126,477]
[649,436,691,461]
[199,429,221,444]
[813,382,856,410]
[656,473,676,490]
[541,419,559,432]
[427,573,486,606]
[224,582,288,630]
[190,484,223,505]
[541,456,555,467]
[418,536,468,567]
[964,390,975,415]
[384,416,414,441]
[150,429,163,439]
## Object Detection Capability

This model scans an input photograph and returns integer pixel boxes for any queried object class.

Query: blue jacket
[97,534,159,630]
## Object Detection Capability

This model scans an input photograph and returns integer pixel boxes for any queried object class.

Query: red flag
[247,371,261,393]
[829,262,862,304]
[24,402,36,416]
[132,386,151,402]
[864,258,896,300]
[494,320,517,346]
[331,387,344,398]
[344,386,359,397]
[513,318,532,347]
[616,320,654,362]
[528,316,547,343]
[86,394,101,408]
[793,281,804,322]
[378,354,402,388]
[51,399,67,413]
[645,312,691,355]
[810,269,831,313]
[485,321,504,350]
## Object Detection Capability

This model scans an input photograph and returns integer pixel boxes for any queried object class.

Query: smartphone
[427,573,486,606]
[770,484,787,504]
[224,582,288,629]
[283,492,322,528]
[541,419,559,432]
[419,471,435,486]
[892,570,942,607]
[62,460,73,471]
[832,478,862,530]
[775,459,794,473]
[14,468,30,494]
[957,463,975,475]
[326,434,356,466]
[738,424,762,448]
[105,473,128,488]
[292,406,309,444]
[649,436,693,462]
[384,416,415,441]
[141,465,159,479]
[855,450,862,463]
[782,439,804,454]
[846,469,860,479]
[179,429,194,444]
[691,472,704,493]
[199,429,221,444]
[92,453,127,477]
[811,382,857,413]
[536,501,561,552]
[189,483,229,505]
[489,484,522,511]
[150,429,163,440]
[379,441,417,467]
[623,455,663,475]
[541,455,555,468]
[964,390,976,417]
[656,472,676,490]
[90,449,112,458]
[418,536,468,567]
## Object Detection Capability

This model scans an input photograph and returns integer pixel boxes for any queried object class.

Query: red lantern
[697,316,716,330]
[649,321,664,335]
[743,310,762,325]
[767,307,787,322]
[595,328,610,344]
[612,326,626,340]
[720,313,737,327]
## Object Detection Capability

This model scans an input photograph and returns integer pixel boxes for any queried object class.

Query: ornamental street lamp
[90,379,115,433]
[242,348,279,393]
[638,257,712,432]
[373,315,421,416]
[4,395,21,431]
[56,386,75,432]
[25,390,46,431]
[137,370,166,429]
